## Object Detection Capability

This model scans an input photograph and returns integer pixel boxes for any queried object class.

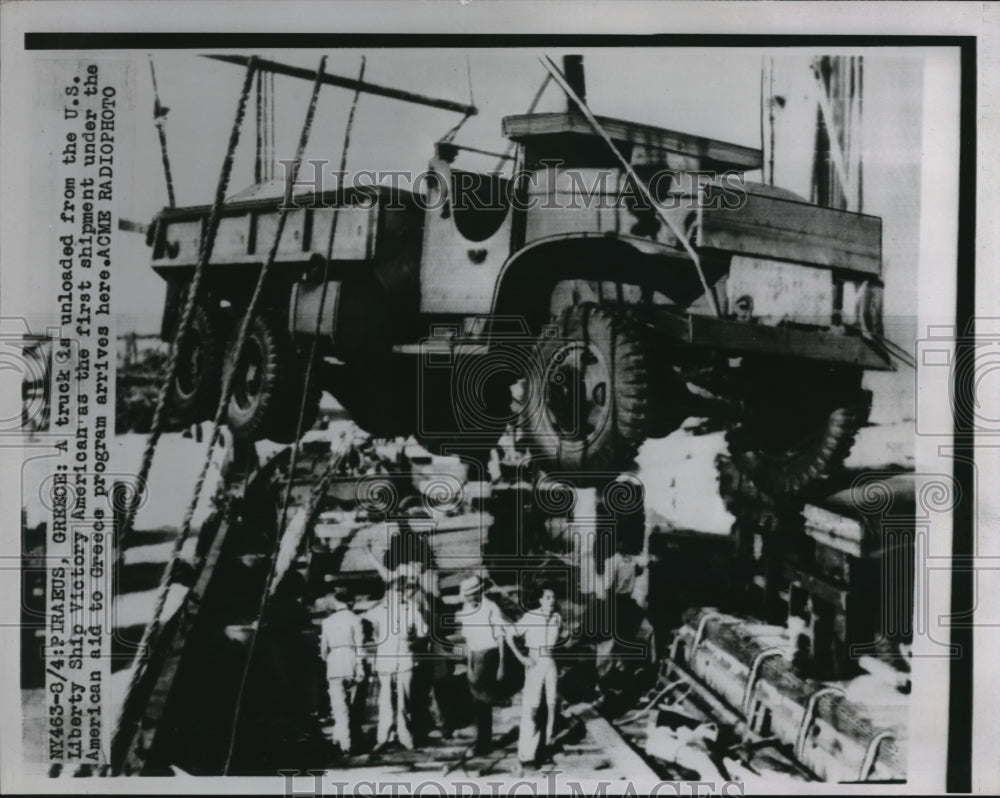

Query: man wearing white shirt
[319,587,365,754]
[457,574,515,755]
[596,537,650,681]
[515,584,563,769]
[367,579,428,751]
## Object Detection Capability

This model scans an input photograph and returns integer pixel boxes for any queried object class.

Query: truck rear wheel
[523,303,653,472]
[223,311,296,442]
[170,303,225,425]
[726,369,871,496]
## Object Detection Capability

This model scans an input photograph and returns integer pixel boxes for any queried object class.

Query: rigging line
[207,54,477,116]
[540,55,722,319]
[857,56,864,212]
[768,57,775,187]
[759,57,766,187]
[219,54,333,774]
[495,72,552,173]
[262,71,271,181]
[277,53,367,566]
[220,439,352,772]
[466,53,475,108]
[269,70,276,180]
[255,69,263,184]
[438,110,473,145]
[873,334,916,369]
[111,57,259,755]
[260,71,267,182]
[148,58,176,208]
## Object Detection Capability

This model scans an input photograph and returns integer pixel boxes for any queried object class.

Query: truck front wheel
[522,303,653,472]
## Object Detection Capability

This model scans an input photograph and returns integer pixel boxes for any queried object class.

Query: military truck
[147,60,891,495]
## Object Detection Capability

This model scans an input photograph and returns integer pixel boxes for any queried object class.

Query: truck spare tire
[522,303,653,472]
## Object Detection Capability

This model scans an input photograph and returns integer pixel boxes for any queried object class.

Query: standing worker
[513,583,563,772]
[595,537,649,682]
[365,529,449,741]
[365,528,440,617]
[457,574,516,755]
[367,578,428,752]
[319,587,365,756]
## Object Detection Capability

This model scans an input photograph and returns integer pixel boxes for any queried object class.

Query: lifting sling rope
[149,58,176,208]
[111,56,260,757]
[114,53,483,769]
[222,55,369,773]
[112,54,328,760]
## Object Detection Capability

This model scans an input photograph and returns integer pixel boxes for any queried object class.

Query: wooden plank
[698,191,882,275]
[582,714,662,783]
[804,505,865,545]
[502,112,762,171]
[803,503,877,560]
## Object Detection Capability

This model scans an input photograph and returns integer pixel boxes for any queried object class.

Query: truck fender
[490,233,676,321]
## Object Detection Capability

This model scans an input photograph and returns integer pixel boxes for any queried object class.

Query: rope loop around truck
[116,49,327,764]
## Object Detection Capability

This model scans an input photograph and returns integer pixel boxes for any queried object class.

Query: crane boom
[206,54,478,116]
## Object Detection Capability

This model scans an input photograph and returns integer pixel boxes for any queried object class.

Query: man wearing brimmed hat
[457,573,515,755]
[319,587,365,755]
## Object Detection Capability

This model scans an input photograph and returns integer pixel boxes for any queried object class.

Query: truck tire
[223,311,296,442]
[726,372,871,496]
[170,304,225,424]
[523,303,652,472]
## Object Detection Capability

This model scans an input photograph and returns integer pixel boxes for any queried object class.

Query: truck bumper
[646,309,895,371]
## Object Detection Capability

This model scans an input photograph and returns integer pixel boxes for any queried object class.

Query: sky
[113,48,765,333]
[16,45,951,363]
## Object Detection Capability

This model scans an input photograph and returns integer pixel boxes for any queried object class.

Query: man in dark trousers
[457,574,515,755]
